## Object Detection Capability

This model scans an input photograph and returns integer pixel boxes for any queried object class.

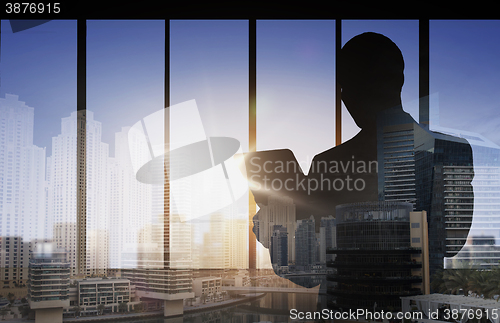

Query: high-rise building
[125,100,247,315]
[48,111,109,276]
[123,166,194,316]
[0,94,46,241]
[124,107,194,317]
[253,195,296,265]
[0,95,48,299]
[228,218,249,269]
[410,211,430,295]
[327,202,425,311]
[76,109,86,276]
[429,126,500,270]
[319,215,336,264]
[53,223,76,276]
[108,127,152,269]
[377,111,500,274]
[199,212,227,269]
[47,111,78,276]
[84,111,109,276]
[295,215,317,267]
[413,127,474,275]
[380,123,417,207]
[195,207,249,270]
[376,108,474,276]
[270,225,288,267]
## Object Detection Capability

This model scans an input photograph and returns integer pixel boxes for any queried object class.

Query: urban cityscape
[0,94,336,322]
[1,19,500,323]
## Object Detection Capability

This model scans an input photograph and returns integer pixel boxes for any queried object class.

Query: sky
[1,19,500,158]
[0,19,77,152]
[86,19,165,153]
[429,20,500,144]
[256,20,335,169]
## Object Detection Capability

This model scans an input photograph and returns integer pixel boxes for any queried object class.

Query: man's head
[338,32,405,129]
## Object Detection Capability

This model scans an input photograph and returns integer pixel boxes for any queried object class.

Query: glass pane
[257,20,336,168]
[250,20,335,291]
[170,20,249,270]
[0,20,77,277]
[430,20,500,269]
[86,20,165,272]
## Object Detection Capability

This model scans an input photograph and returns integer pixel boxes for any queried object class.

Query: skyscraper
[295,215,317,268]
[194,206,249,270]
[124,100,247,315]
[48,111,109,276]
[76,110,86,276]
[108,127,152,269]
[270,225,288,267]
[376,107,474,275]
[319,215,336,264]
[228,217,249,269]
[47,111,78,276]
[124,106,194,317]
[380,123,416,206]
[429,126,500,269]
[253,195,296,265]
[327,202,424,311]
[0,94,46,241]
[413,127,474,274]
[0,94,47,297]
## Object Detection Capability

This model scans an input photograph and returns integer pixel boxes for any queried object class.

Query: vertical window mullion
[419,19,429,128]
[336,19,342,146]
[76,18,87,276]
[249,18,257,271]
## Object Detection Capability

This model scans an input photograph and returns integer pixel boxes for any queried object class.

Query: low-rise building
[192,277,222,303]
[28,243,70,323]
[222,274,251,288]
[73,277,139,315]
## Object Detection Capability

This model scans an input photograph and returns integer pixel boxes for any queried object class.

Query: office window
[86,20,165,270]
[257,20,336,169]
[0,20,76,241]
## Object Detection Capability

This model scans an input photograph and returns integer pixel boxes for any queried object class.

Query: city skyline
[1,97,500,268]
[0,94,251,274]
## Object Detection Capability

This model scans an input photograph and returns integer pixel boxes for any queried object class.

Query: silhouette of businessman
[245,32,474,284]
